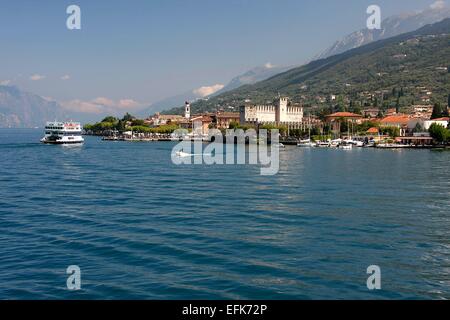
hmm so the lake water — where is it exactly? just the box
[0,129,449,299]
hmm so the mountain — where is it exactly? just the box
[141,63,291,116]
[137,90,200,117]
[168,18,450,115]
[315,5,450,60]
[0,86,101,128]
[213,64,292,95]
[0,86,67,128]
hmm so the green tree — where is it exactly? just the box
[382,126,400,138]
[395,98,400,114]
[260,124,287,136]
[431,103,444,119]
[228,121,240,129]
[131,119,146,126]
[336,95,346,112]
[131,125,152,133]
[116,120,126,132]
[122,113,135,122]
[153,124,179,134]
[356,121,379,133]
[428,123,449,144]
[101,116,118,123]
[443,108,450,117]
[94,121,114,131]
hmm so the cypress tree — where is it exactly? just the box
[431,103,443,119]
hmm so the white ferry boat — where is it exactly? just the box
[41,121,84,145]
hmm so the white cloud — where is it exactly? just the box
[193,84,224,97]
[61,75,71,80]
[92,97,116,107]
[430,0,446,9]
[264,62,275,69]
[61,99,105,114]
[61,97,144,114]
[30,74,46,81]
[118,99,140,108]
[0,80,11,86]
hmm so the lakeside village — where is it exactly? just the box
[84,94,450,149]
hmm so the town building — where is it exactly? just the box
[396,134,433,146]
[412,105,433,118]
[239,97,304,129]
[214,112,240,129]
[149,113,185,126]
[385,108,398,116]
[422,117,449,130]
[185,101,191,119]
[363,108,380,118]
[191,115,213,136]
[380,114,411,136]
[325,112,364,123]
[325,112,364,135]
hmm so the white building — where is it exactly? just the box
[185,101,191,119]
[422,117,449,130]
[240,97,303,129]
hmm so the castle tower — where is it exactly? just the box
[275,97,288,124]
[185,101,191,119]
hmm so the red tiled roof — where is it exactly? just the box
[192,115,213,122]
[380,115,410,124]
[432,117,450,121]
[216,112,240,118]
[325,112,363,118]
[366,127,379,133]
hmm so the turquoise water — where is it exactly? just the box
[0,129,449,299]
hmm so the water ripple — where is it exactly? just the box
[1,129,450,299]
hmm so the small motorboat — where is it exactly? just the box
[315,141,330,148]
[297,139,315,147]
[176,151,192,157]
[346,139,364,147]
[339,142,353,150]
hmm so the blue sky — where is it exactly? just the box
[0,0,443,114]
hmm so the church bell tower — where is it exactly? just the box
[185,101,191,119]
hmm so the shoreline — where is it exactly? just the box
[97,135,449,149]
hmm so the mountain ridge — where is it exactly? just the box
[315,5,450,60]
[0,85,67,128]
[170,17,450,115]
[138,64,292,117]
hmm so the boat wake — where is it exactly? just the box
[175,151,212,157]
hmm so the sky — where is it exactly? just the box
[0,0,445,114]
